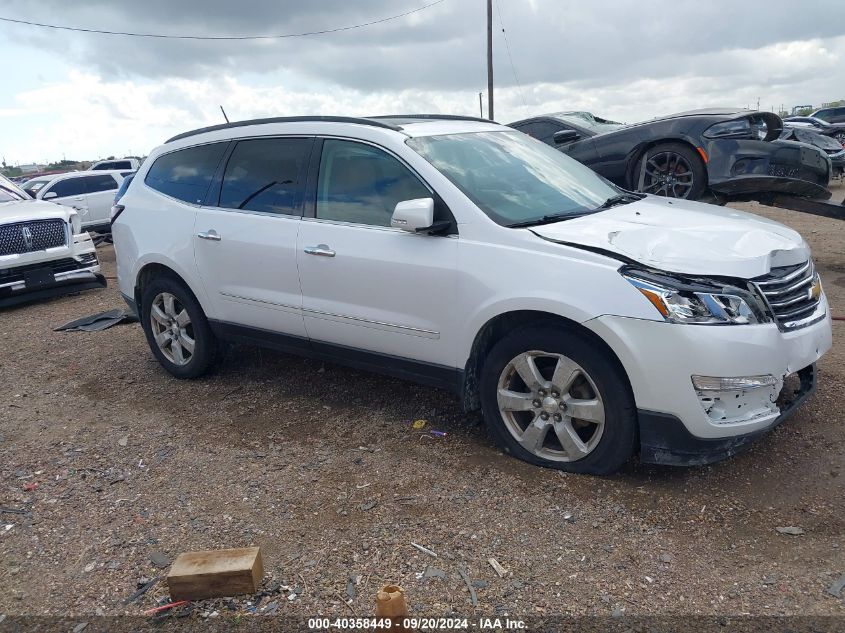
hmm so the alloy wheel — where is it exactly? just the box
[150,292,195,366]
[640,151,695,198]
[496,350,605,462]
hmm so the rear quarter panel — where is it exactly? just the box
[112,183,212,314]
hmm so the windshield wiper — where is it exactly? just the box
[595,192,643,210]
[507,209,597,228]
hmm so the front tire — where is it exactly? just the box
[140,276,218,379]
[633,142,707,200]
[480,326,637,475]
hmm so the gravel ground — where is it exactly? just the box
[1,185,844,624]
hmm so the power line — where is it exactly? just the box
[0,1,446,40]
[494,0,526,106]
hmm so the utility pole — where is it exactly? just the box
[479,92,484,118]
[486,0,494,120]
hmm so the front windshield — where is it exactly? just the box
[407,131,620,226]
[23,179,50,196]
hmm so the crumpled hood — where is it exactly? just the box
[531,195,809,278]
[0,199,73,224]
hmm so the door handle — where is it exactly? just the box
[303,244,336,257]
[197,230,222,241]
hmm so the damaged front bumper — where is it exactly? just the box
[638,365,815,466]
[584,301,832,466]
[706,137,832,200]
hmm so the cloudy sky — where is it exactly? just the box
[1,0,844,164]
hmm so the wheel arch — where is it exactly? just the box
[460,309,633,412]
[625,137,708,191]
[134,260,208,317]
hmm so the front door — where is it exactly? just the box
[297,138,459,371]
[193,136,313,339]
[42,176,89,222]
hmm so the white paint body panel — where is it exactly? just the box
[193,207,307,338]
[113,118,834,443]
[297,219,459,364]
[532,195,810,277]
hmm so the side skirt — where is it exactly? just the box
[208,320,463,394]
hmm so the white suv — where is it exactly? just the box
[23,170,131,233]
[113,115,832,474]
[0,174,104,307]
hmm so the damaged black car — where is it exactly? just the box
[509,109,832,201]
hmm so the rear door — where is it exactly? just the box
[193,136,312,339]
[81,174,120,227]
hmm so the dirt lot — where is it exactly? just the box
[1,186,844,624]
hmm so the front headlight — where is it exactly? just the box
[623,273,766,325]
[703,118,754,140]
[69,211,82,234]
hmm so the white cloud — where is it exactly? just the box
[1,1,844,163]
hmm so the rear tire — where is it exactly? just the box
[633,142,707,200]
[480,326,637,475]
[140,276,218,379]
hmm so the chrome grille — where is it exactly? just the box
[0,220,67,256]
[754,260,822,330]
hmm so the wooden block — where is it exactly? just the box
[166,546,263,601]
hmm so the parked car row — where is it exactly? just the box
[107,114,832,474]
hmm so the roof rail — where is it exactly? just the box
[165,116,401,143]
[373,114,496,124]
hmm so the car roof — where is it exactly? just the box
[37,170,127,182]
[164,114,504,144]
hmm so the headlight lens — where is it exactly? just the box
[703,118,753,140]
[69,211,82,234]
[624,275,762,325]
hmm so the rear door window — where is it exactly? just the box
[45,177,86,198]
[218,137,311,215]
[83,174,119,193]
[145,142,228,204]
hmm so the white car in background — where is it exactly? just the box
[0,174,104,308]
[22,170,131,233]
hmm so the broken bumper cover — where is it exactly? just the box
[705,138,832,199]
[0,257,106,308]
[638,364,816,466]
[584,305,832,466]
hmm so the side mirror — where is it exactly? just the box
[43,191,58,200]
[553,129,580,144]
[391,198,435,232]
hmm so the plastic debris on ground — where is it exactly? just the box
[55,308,137,332]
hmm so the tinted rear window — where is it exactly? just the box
[145,143,228,204]
[218,138,311,214]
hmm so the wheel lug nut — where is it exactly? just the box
[551,391,559,398]
[532,400,541,408]
[553,414,562,422]
[538,389,546,397]
[540,413,549,421]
